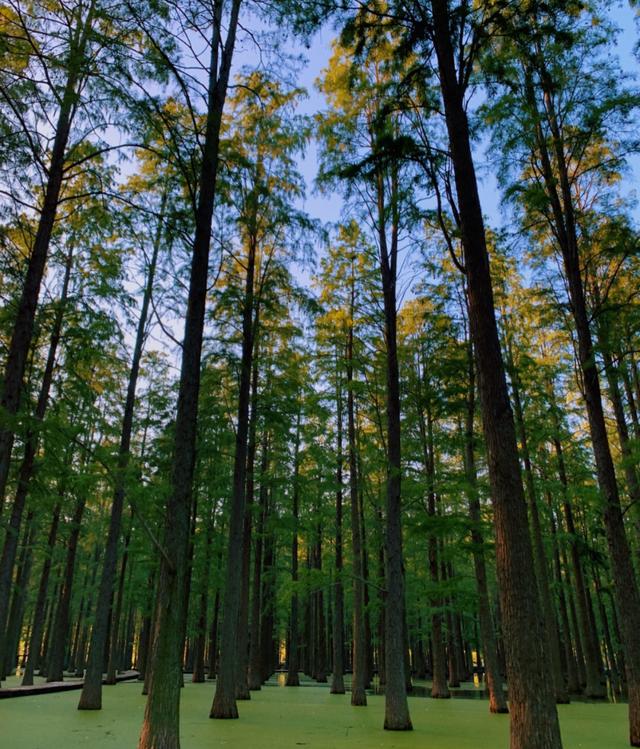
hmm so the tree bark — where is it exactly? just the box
[137,2,241,744]
[430,3,562,746]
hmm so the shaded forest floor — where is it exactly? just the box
[0,676,628,748]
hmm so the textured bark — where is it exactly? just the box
[430,3,562,746]
[138,3,241,743]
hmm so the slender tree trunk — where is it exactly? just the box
[106,515,133,684]
[552,430,606,698]
[47,493,87,682]
[430,4,562,745]
[462,343,507,713]
[22,500,62,685]
[285,413,302,688]
[80,194,164,709]
[544,489,580,694]
[331,366,345,695]
[507,342,568,703]
[248,434,269,690]
[375,157,411,729]
[138,2,241,743]
[422,398,449,700]
[192,504,215,684]
[235,354,260,700]
[347,282,367,707]
[210,214,258,718]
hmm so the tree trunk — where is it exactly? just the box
[80,190,163,709]
[210,215,258,718]
[376,162,411,730]
[331,365,345,695]
[248,434,269,690]
[347,282,367,707]
[462,342,507,712]
[138,2,241,743]
[507,342,568,703]
[285,413,302,688]
[430,3,562,745]
[47,493,87,682]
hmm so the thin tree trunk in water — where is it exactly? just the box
[430,3,562,745]
[74,547,101,677]
[331,364,345,695]
[507,342,568,704]
[462,342,507,713]
[0,242,74,681]
[531,66,640,743]
[206,583,221,680]
[545,489,580,694]
[192,504,215,683]
[47,493,87,682]
[3,511,36,676]
[285,413,302,688]
[374,153,411,730]
[248,434,269,690]
[235,354,260,700]
[347,279,367,707]
[80,194,164,710]
[211,226,257,717]
[0,4,96,518]
[552,430,606,698]
[105,516,133,684]
[22,501,62,685]
[260,520,276,682]
[421,393,449,700]
[138,1,241,742]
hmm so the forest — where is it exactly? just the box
[0,1,639,748]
